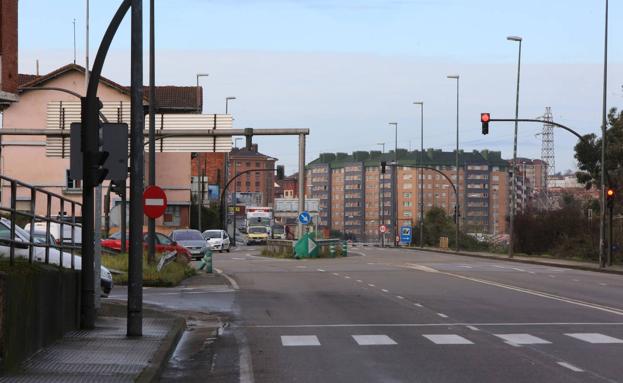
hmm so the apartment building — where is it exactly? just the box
[307,149,511,241]
[227,144,277,207]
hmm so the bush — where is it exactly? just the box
[102,253,196,287]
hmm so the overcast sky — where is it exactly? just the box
[17,0,623,174]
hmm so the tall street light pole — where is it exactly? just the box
[146,0,156,265]
[389,122,398,247]
[599,0,609,268]
[232,137,243,246]
[377,142,385,247]
[447,75,460,253]
[414,102,424,248]
[225,96,236,114]
[196,73,209,113]
[194,74,209,231]
[507,35,522,259]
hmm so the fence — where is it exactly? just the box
[0,175,82,267]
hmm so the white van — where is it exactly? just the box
[24,221,82,245]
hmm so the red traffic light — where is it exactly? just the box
[607,188,615,197]
[481,113,491,123]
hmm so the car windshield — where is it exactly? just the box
[109,232,127,240]
[172,231,204,241]
[31,233,49,244]
[272,226,284,234]
[248,227,266,234]
[203,231,222,239]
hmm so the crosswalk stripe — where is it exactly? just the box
[565,333,623,344]
[352,335,397,346]
[423,335,473,345]
[494,334,551,345]
[281,335,321,346]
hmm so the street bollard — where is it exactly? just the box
[198,249,213,273]
[342,241,348,257]
[329,243,336,258]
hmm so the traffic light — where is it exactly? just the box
[606,187,615,208]
[110,179,126,197]
[381,161,387,174]
[276,165,285,180]
[481,113,490,135]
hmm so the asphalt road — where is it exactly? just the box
[109,246,623,382]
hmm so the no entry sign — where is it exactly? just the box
[143,185,167,219]
[379,225,387,233]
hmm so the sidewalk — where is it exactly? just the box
[415,247,623,275]
[0,304,185,383]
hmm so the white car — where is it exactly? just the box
[202,229,231,252]
[24,221,82,245]
[0,219,113,297]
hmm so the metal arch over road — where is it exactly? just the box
[489,118,587,144]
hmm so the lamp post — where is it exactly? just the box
[196,73,209,113]
[389,122,398,247]
[447,75,460,253]
[507,35,522,259]
[377,142,385,247]
[225,96,236,114]
[232,137,243,246]
[413,101,424,248]
[599,1,609,268]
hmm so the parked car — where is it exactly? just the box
[24,221,82,245]
[30,230,56,246]
[202,229,231,252]
[246,226,269,245]
[0,219,113,297]
[271,225,286,240]
[101,231,192,260]
[170,229,211,260]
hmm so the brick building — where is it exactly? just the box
[0,0,18,110]
[228,144,277,207]
[274,173,298,199]
[306,149,511,241]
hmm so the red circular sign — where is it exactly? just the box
[379,225,387,233]
[143,186,167,219]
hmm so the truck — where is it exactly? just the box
[245,207,273,230]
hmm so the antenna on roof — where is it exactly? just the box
[72,18,77,64]
[36,59,39,76]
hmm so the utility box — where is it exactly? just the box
[439,236,449,249]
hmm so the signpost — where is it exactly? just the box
[298,211,311,225]
[379,225,387,233]
[400,226,412,246]
[143,185,167,219]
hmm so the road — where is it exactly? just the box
[110,246,623,382]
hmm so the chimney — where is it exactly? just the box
[0,0,18,93]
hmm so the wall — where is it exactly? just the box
[0,0,18,94]
[0,264,80,372]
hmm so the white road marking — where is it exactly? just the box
[423,334,473,345]
[356,280,363,283]
[557,362,584,372]
[214,268,240,290]
[495,334,551,345]
[344,276,351,279]
[396,296,405,300]
[599,283,608,286]
[368,284,376,287]
[242,322,623,329]
[458,265,473,269]
[511,267,525,272]
[572,279,580,282]
[352,335,397,346]
[333,273,340,276]
[414,303,423,308]
[281,335,321,347]
[466,326,479,331]
[232,257,245,260]
[492,265,507,269]
[565,333,623,344]
[381,289,389,293]
[437,313,449,318]
[549,275,557,278]
[317,269,325,272]
[367,262,376,265]
[296,266,307,269]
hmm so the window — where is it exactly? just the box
[163,206,181,227]
[403,201,412,207]
[403,192,412,198]
[65,169,82,190]
[284,190,294,198]
[255,162,260,168]
[246,162,251,167]
[246,181,251,186]
[255,181,260,187]
[404,211,412,217]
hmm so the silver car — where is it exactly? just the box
[202,229,231,252]
[170,229,211,260]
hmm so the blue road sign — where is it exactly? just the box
[298,211,312,225]
[400,225,412,245]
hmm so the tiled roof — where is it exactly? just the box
[18,63,201,113]
[230,146,278,161]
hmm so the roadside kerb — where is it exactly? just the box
[402,247,623,276]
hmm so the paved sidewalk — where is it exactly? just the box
[0,311,185,382]
[417,246,623,275]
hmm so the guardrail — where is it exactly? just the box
[0,174,82,267]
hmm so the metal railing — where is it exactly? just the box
[0,174,82,267]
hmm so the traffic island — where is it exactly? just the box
[102,253,197,287]
[262,237,347,259]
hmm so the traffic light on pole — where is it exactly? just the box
[481,113,490,135]
[606,187,615,208]
[276,165,285,180]
[381,161,387,174]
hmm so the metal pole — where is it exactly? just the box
[378,143,385,247]
[198,158,203,231]
[73,19,77,64]
[127,0,144,337]
[120,191,127,253]
[414,102,424,248]
[147,0,156,264]
[455,78,460,253]
[608,204,613,266]
[599,0,609,268]
[508,38,522,259]
[389,123,398,247]
[297,134,306,239]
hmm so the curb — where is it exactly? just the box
[404,247,623,276]
[135,316,186,383]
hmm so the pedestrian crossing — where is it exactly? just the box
[279,332,623,347]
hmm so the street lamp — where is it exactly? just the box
[507,35,522,259]
[196,73,209,113]
[225,96,236,114]
[377,142,385,247]
[232,137,244,246]
[599,1,609,267]
[413,101,424,248]
[446,75,460,253]
[389,122,398,247]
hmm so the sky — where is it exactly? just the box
[16,0,623,174]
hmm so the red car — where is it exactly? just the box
[102,231,192,259]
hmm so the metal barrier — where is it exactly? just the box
[0,174,82,267]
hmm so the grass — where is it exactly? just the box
[102,253,196,287]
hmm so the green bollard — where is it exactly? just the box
[329,244,336,258]
[198,249,213,273]
[342,241,348,257]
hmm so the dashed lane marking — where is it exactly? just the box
[317,269,326,272]
[381,289,389,293]
[437,313,449,319]
[281,335,321,347]
[557,362,584,372]
[414,303,423,308]
[423,334,473,345]
[494,334,551,345]
[396,296,405,300]
[352,335,397,346]
[466,326,480,331]
[368,284,376,287]
[356,280,363,283]
[565,333,623,344]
